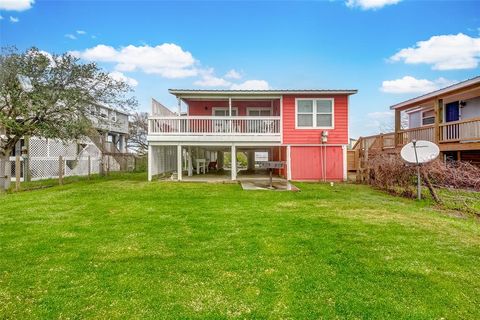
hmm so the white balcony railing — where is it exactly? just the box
[148,116,281,135]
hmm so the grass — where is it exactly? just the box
[1,173,479,319]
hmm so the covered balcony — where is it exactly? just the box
[147,92,282,143]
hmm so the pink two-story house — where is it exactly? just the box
[147,89,357,182]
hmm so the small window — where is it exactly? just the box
[422,110,435,126]
[296,99,334,128]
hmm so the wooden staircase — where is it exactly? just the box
[87,128,131,171]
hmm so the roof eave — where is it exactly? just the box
[168,89,358,97]
[389,76,480,111]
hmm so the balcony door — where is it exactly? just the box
[247,108,272,117]
[212,108,237,116]
[247,108,273,133]
[445,101,460,141]
[445,102,460,122]
[212,108,237,133]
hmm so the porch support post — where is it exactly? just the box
[177,97,181,115]
[286,145,292,181]
[177,144,182,181]
[188,146,193,176]
[434,99,442,144]
[342,145,347,182]
[394,109,401,146]
[229,97,233,133]
[148,144,152,181]
[231,145,237,181]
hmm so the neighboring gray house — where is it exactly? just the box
[4,104,130,183]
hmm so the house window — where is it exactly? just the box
[212,108,237,116]
[422,109,435,126]
[296,99,334,128]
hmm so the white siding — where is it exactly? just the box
[408,110,422,129]
[461,97,480,120]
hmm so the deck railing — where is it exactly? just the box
[353,117,480,154]
[440,117,480,142]
[396,125,435,145]
[148,116,281,135]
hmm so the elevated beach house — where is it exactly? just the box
[147,89,357,181]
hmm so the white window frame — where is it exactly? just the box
[246,107,273,116]
[212,107,238,116]
[295,98,334,129]
[421,108,435,126]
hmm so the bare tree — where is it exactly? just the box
[127,112,148,155]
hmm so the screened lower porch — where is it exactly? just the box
[148,144,287,182]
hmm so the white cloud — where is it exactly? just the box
[65,34,77,40]
[0,15,3,20]
[76,30,86,35]
[0,0,34,11]
[109,71,138,87]
[231,80,270,90]
[381,76,456,94]
[9,16,19,23]
[224,69,242,79]
[346,0,401,10]
[71,43,197,79]
[193,68,232,87]
[390,33,480,70]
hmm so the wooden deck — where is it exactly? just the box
[348,117,480,180]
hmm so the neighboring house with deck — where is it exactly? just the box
[352,76,480,168]
[147,88,357,182]
[2,104,130,183]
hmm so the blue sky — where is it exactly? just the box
[1,0,480,138]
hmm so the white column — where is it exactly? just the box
[342,145,347,182]
[188,146,193,176]
[231,145,237,180]
[177,97,181,115]
[148,144,153,181]
[286,145,292,181]
[177,144,182,181]
[279,96,283,144]
[228,97,233,133]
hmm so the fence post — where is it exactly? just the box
[58,155,63,185]
[15,155,21,191]
[87,155,91,179]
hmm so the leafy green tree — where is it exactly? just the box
[0,47,137,189]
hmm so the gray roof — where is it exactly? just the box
[169,89,358,96]
[390,76,480,110]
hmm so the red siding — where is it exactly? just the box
[282,94,349,145]
[291,146,343,181]
[186,99,280,116]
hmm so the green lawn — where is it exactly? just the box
[1,173,479,319]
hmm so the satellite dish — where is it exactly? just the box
[400,140,440,164]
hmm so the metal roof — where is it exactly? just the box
[169,89,358,96]
[390,76,480,110]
